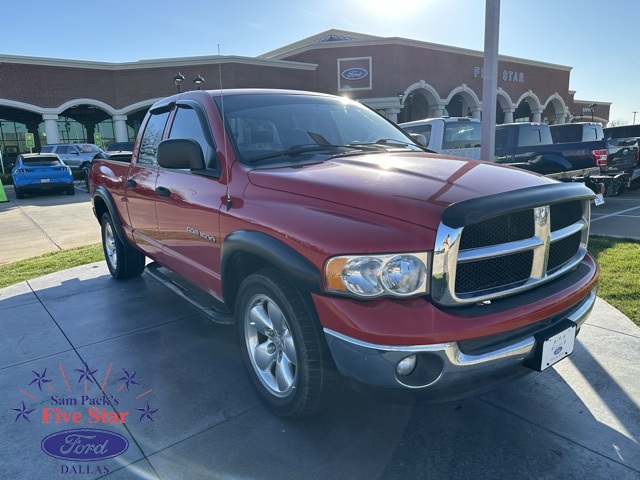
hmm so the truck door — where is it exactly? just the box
[126,106,171,258]
[494,127,512,164]
[154,100,224,296]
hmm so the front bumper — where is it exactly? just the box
[324,288,596,403]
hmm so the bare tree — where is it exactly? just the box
[607,118,629,127]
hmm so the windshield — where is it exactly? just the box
[77,144,102,153]
[214,93,422,165]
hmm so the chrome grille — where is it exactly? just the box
[432,195,591,306]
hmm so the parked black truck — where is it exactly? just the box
[603,124,640,190]
[495,122,636,196]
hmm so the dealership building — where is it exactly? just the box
[0,29,610,160]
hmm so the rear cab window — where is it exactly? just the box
[23,157,61,167]
[442,123,481,150]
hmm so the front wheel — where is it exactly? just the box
[236,269,344,418]
[15,187,24,199]
[101,213,146,279]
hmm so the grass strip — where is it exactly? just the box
[588,236,640,326]
[0,243,103,289]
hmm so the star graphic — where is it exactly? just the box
[12,401,35,422]
[29,368,52,391]
[74,363,98,383]
[118,368,140,391]
[136,402,159,422]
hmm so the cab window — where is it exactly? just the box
[168,106,212,167]
[138,111,170,166]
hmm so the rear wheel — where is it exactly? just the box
[101,212,146,279]
[236,269,344,418]
[67,186,75,196]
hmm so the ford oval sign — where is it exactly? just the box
[41,428,129,461]
[341,68,368,81]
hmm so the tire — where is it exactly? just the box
[83,168,90,191]
[236,269,344,418]
[100,212,146,279]
[15,187,24,199]
[629,177,640,191]
[67,186,75,196]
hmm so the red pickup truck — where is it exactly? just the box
[89,89,599,418]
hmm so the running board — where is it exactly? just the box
[145,262,234,324]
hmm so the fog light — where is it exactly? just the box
[396,355,417,376]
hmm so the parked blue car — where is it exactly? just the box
[11,153,75,199]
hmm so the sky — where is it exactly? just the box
[2,0,638,123]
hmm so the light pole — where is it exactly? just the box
[193,74,205,90]
[173,72,185,93]
[633,111,637,124]
[588,103,597,122]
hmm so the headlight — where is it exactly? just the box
[326,252,430,298]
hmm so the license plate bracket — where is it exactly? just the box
[524,320,576,372]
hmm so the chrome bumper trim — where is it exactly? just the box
[324,288,596,391]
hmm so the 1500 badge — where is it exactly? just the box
[186,227,216,243]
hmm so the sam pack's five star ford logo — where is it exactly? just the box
[11,361,159,476]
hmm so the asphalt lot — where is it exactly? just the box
[590,188,640,238]
[0,182,639,479]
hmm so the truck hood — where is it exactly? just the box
[247,153,556,228]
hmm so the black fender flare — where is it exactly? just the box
[220,230,322,308]
[526,153,572,174]
[92,185,128,245]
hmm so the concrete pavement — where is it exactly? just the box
[0,183,639,479]
[0,184,100,265]
[1,262,638,479]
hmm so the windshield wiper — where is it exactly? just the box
[353,138,436,154]
[248,144,382,164]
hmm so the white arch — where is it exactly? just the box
[445,84,481,108]
[515,90,543,112]
[0,97,159,119]
[55,98,118,116]
[496,88,514,110]
[402,80,443,106]
[543,93,568,116]
[0,99,46,115]
[119,98,162,115]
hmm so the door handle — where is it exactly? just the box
[126,179,137,188]
[155,186,171,198]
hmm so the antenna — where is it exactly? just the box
[219,44,232,211]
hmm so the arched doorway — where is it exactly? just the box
[514,99,533,122]
[59,104,111,146]
[0,107,44,168]
[445,94,466,117]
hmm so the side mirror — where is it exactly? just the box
[410,133,427,147]
[157,138,206,170]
